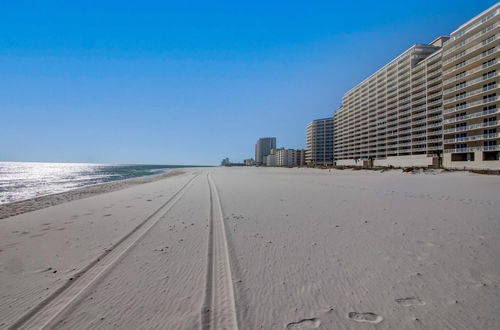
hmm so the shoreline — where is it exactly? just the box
[0,169,186,220]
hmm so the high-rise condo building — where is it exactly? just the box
[334,41,445,167]
[442,5,500,169]
[255,137,277,165]
[333,3,499,170]
[306,118,334,166]
[275,148,306,167]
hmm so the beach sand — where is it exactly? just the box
[0,167,499,329]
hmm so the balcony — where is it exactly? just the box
[443,68,497,95]
[443,61,497,86]
[444,145,500,153]
[443,86,499,105]
[443,107,499,124]
[444,133,500,144]
[443,20,499,57]
[443,96,498,115]
[443,34,499,67]
[443,9,498,47]
[443,120,499,134]
[443,47,499,77]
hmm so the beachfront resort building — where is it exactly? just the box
[442,5,500,169]
[306,118,334,166]
[275,148,306,167]
[255,137,277,165]
[263,149,277,167]
[332,3,500,170]
[244,158,255,166]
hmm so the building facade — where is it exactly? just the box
[275,148,306,167]
[442,5,500,169]
[306,118,334,166]
[255,137,277,165]
[263,149,277,167]
[244,158,255,166]
[333,3,500,170]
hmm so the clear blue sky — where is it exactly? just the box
[0,1,495,165]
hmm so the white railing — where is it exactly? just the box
[444,145,500,153]
[443,47,499,76]
[443,20,499,57]
[443,97,498,114]
[443,120,499,133]
[443,69,497,94]
[427,107,443,114]
[443,108,499,124]
[443,62,497,86]
[427,99,443,107]
[443,85,499,105]
[427,122,443,128]
[444,133,500,144]
[443,8,499,46]
[443,35,498,66]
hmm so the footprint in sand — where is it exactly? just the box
[286,318,321,329]
[395,297,425,306]
[348,312,383,324]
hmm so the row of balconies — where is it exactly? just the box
[443,96,498,114]
[443,8,498,48]
[443,47,498,77]
[444,68,497,95]
[443,34,498,67]
[443,132,499,144]
[444,144,500,153]
[443,106,499,124]
[443,83,498,106]
[443,20,499,57]
[443,58,497,86]
[443,120,499,133]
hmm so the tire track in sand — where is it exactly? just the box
[11,173,200,330]
[201,173,239,330]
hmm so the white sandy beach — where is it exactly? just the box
[1,167,499,329]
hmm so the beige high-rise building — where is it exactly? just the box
[334,42,445,167]
[442,4,500,169]
[333,3,500,170]
[306,118,334,166]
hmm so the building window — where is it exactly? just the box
[456,91,467,100]
[483,70,496,79]
[482,35,496,45]
[482,47,495,57]
[456,102,467,110]
[483,93,496,103]
[484,128,497,135]
[483,58,496,68]
[483,81,497,91]
[455,61,466,69]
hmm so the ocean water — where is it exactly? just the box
[0,162,189,204]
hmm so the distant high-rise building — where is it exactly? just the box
[275,148,306,167]
[244,158,255,166]
[255,137,277,165]
[306,118,334,166]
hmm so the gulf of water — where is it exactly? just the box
[0,162,191,204]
